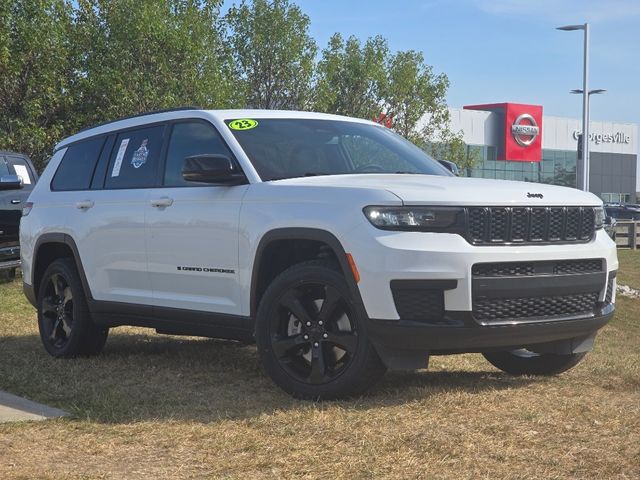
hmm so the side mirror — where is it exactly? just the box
[437,159,460,176]
[0,175,23,190]
[182,154,245,185]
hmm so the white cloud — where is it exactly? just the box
[472,0,640,23]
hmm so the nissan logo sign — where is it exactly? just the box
[511,113,540,147]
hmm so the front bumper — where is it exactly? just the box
[342,227,618,367]
[368,303,614,356]
[345,228,618,319]
[0,244,20,271]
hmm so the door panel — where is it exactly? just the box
[0,156,15,244]
[146,185,247,314]
[75,188,152,304]
[0,156,35,247]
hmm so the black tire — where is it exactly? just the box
[37,258,108,358]
[483,349,587,376]
[255,260,386,400]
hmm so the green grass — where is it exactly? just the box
[0,269,638,479]
[617,249,640,289]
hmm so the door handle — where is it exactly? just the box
[150,197,174,208]
[75,200,94,210]
[10,199,21,205]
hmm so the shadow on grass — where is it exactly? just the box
[0,330,536,424]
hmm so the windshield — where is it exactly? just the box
[225,118,450,181]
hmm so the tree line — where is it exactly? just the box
[0,0,474,172]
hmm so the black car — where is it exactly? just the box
[604,203,640,221]
[0,152,38,279]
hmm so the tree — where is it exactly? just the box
[382,50,449,142]
[313,34,471,170]
[421,131,481,175]
[72,0,236,127]
[224,0,316,109]
[0,0,74,171]
[313,34,388,120]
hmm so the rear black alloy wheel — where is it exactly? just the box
[483,348,587,376]
[256,260,386,399]
[37,258,108,358]
[41,273,75,351]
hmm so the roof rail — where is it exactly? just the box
[75,106,202,134]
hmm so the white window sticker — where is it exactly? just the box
[111,138,130,177]
[13,164,31,185]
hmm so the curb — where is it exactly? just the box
[0,390,68,423]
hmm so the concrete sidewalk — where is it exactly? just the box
[0,390,67,423]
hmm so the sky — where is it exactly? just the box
[223,0,640,126]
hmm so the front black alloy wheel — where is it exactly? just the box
[271,282,358,385]
[256,260,386,399]
[37,258,108,358]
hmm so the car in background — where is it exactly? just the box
[0,152,38,279]
[604,203,640,221]
[603,207,617,241]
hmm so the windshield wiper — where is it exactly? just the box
[267,172,329,181]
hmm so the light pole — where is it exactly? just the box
[570,88,605,191]
[557,23,590,191]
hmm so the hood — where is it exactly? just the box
[271,174,602,207]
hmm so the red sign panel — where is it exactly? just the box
[464,103,543,162]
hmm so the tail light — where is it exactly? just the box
[22,202,33,216]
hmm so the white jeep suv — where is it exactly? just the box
[20,108,618,399]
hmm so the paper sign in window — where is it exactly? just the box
[13,164,31,185]
[111,138,130,177]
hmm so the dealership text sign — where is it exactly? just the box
[572,130,630,145]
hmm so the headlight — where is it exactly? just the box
[363,206,465,232]
[594,206,605,229]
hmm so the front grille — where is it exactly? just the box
[472,263,535,277]
[472,259,603,277]
[553,259,603,275]
[466,206,596,245]
[473,293,599,322]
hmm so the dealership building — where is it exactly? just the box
[443,103,639,203]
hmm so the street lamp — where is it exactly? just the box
[571,90,605,179]
[557,23,590,191]
[571,89,606,95]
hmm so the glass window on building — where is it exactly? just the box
[602,193,631,204]
[465,146,578,188]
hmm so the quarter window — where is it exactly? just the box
[52,137,105,191]
[164,122,234,187]
[105,125,165,189]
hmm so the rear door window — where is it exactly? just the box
[105,125,165,189]
[51,137,105,191]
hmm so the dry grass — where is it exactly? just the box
[0,269,639,479]
[617,249,640,289]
